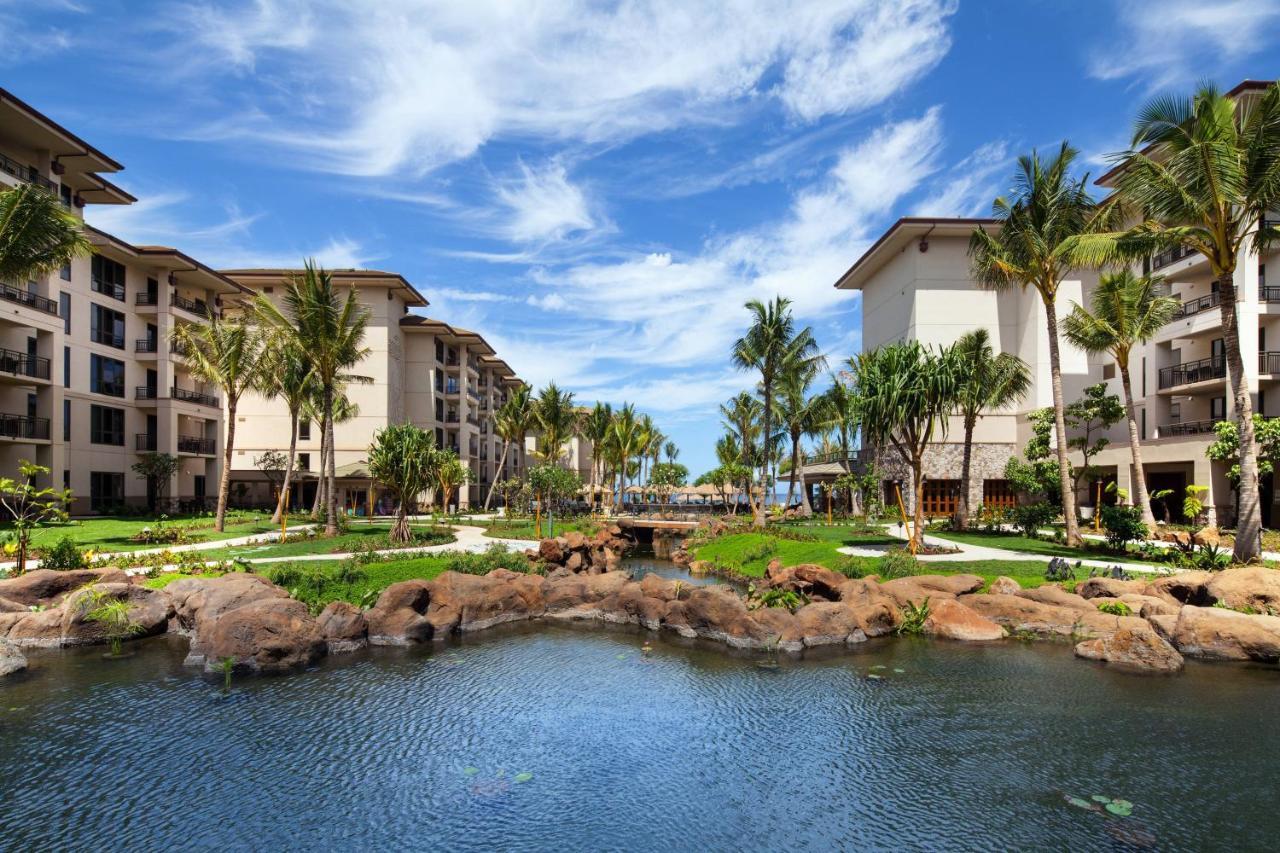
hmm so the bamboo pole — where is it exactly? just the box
[894,483,915,555]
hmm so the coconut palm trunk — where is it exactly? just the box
[272,411,299,524]
[956,414,977,531]
[215,401,238,531]
[1117,361,1156,530]
[324,391,339,534]
[310,427,327,519]
[484,439,509,511]
[1219,274,1260,551]
[1044,299,1082,545]
[910,450,926,550]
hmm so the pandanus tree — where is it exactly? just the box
[950,329,1031,530]
[255,262,370,535]
[1070,82,1280,560]
[851,341,960,552]
[731,296,819,527]
[368,423,436,543]
[484,383,535,511]
[172,316,268,531]
[0,183,91,283]
[1064,271,1179,531]
[969,143,1118,547]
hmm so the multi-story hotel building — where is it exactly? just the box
[824,80,1280,527]
[0,88,240,514]
[223,270,526,511]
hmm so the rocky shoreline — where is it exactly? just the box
[2,543,1280,677]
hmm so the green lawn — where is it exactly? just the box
[188,523,455,562]
[469,518,600,540]
[11,512,283,555]
[927,528,1168,565]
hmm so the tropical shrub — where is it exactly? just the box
[445,543,534,576]
[1193,543,1231,572]
[40,535,86,570]
[897,598,930,635]
[878,548,921,580]
[1100,504,1147,550]
[1012,502,1057,538]
[1096,600,1132,617]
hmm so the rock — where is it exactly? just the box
[793,601,865,646]
[1159,530,1192,548]
[604,549,622,571]
[1143,571,1214,607]
[538,538,565,564]
[688,560,712,575]
[0,569,110,607]
[563,531,587,550]
[194,597,326,673]
[879,577,954,608]
[3,608,63,647]
[959,593,1147,640]
[0,637,25,677]
[59,583,172,646]
[639,573,679,602]
[1203,567,1280,614]
[1016,585,1095,612]
[1167,605,1280,662]
[988,576,1021,596]
[762,563,848,601]
[1116,594,1180,618]
[913,574,986,596]
[1076,577,1147,600]
[1192,527,1221,548]
[544,571,630,613]
[365,580,434,645]
[564,551,585,573]
[0,596,28,613]
[923,599,1006,641]
[1075,624,1184,673]
[427,570,545,633]
[317,601,367,652]
[166,573,290,636]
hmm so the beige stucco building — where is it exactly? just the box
[0,88,239,514]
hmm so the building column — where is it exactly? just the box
[1194,456,1218,527]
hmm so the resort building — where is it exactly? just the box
[0,88,240,514]
[223,271,526,511]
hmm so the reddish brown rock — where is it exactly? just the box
[165,573,290,636]
[564,551,585,573]
[538,538,565,564]
[1075,577,1147,600]
[793,601,865,646]
[1075,624,1184,673]
[427,570,546,633]
[563,530,587,550]
[59,582,172,646]
[3,608,63,647]
[195,597,326,673]
[544,571,630,613]
[958,593,1147,640]
[0,637,25,678]
[1203,566,1280,614]
[923,599,1005,641]
[1167,605,1280,662]
[987,576,1021,596]
[879,578,953,608]
[1143,571,1214,607]
[1016,585,1095,612]
[365,580,434,645]
[913,574,986,596]
[317,601,368,652]
[639,573,679,602]
[763,563,848,602]
[0,569,110,607]
[0,596,28,613]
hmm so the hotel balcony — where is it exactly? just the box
[0,281,59,318]
[172,385,219,407]
[177,435,215,455]
[0,348,50,383]
[0,413,50,442]
[1159,420,1218,438]
[1158,352,1280,391]
[171,293,211,319]
[1151,244,1199,271]
[0,152,67,206]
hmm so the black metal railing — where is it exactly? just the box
[0,152,59,194]
[136,385,159,400]
[170,340,189,357]
[802,449,862,466]
[0,281,59,315]
[170,293,210,317]
[466,413,478,425]
[445,413,459,423]
[91,277,125,302]
[0,413,50,440]
[1158,355,1226,390]
[135,338,158,353]
[90,328,125,348]
[172,385,219,407]
[1152,244,1198,270]
[1264,287,1280,303]
[136,292,159,306]
[135,433,157,451]
[178,435,215,454]
[1261,351,1280,375]
[1171,291,1220,320]
[0,348,50,380]
[1163,420,1216,437]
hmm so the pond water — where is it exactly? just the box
[2,563,1279,851]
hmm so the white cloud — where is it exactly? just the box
[159,0,958,177]
[1088,0,1280,88]
[526,292,570,312]
[496,160,598,243]
[910,140,1009,217]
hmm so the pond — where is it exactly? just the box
[2,563,1278,851]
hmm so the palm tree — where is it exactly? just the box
[532,382,577,466]
[172,317,268,532]
[1071,82,1280,559]
[576,402,612,509]
[254,262,370,535]
[484,383,535,510]
[608,403,642,510]
[950,329,1032,530]
[732,296,819,526]
[969,143,1117,547]
[255,330,315,523]
[821,378,859,470]
[305,388,360,520]
[664,441,679,464]
[720,391,763,505]
[434,449,470,513]
[851,341,960,552]
[0,183,91,283]
[368,423,437,543]
[777,354,827,515]
[1064,271,1178,530]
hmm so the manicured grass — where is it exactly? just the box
[927,528,1166,565]
[470,518,600,540]
[192,523,454,561]
[10,512,282,554]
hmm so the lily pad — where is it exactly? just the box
[866,673,882,680]
[871,665,887,670]
[463,767,480,777]
[514,772,533,784]
[893,668,905,674]
[1065,796,1096,810]
[1105,801,1133,818]
[1091,795,1112,804]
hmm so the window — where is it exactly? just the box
[60,293,70,333]
[63,346,70,388]
[89,405,125,445]
[89,472,124,512]
[1211,397,1227,422]
[298,419,311,441]
[60,262,70,282]
[90,254,126,301]
[63,470,69,489]
[90,304,125,348]
[921,480,961,517]
[982,480,1017,511]
[1102,363,1116,380]
[435,340,444,362]
[435,399,444,421]
[89,354,125,397]
[27,393,36,419]
[298,453,310,471]
[1141,408,1147,441]
[63,399,70,441]
[60,184,72,208]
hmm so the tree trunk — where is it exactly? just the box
[755,380,771,528]
[310,424,327,520]
[911,452,926,552]
[797,463,812,517]
[215,399,237,532]
[786,429,800,509]
[1044,296,1082,546]
[954,416,976,531]
[484,440,509,511]
[1119,363,1156,532]
[272,408,299,524]
[1219,274,1262,560]
[390,502,410,543]
[323,384,339,536]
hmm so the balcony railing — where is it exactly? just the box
[91,277,125,302]
[0,152,59,195]
[1264,287,1280,303]
[171,293,210,318]
[1163,420,1217,437]
[172,385,219,407]
[178,435,215,455]
[1158,355,1226,390]
[444,383,461,395]
[1171,291,1220,320]
[0,281,59,316]
[466,386,479,400]
[445,413,459,423]
[135,339,158,354]
[0,413,50,441]
[90,328,125,349]
[1261,351,1280,375]
[801,449,863,466]
[136,292,159,307]
[0,348,50,381]
[1152,244,1198,270]
[136,385,159,400]
[466,413,479,426]
[135,433,157,451]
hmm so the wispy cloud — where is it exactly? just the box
[910,140,1009,217]
[495,160,600,243]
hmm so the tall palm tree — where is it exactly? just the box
[664,440,679,464]
[969,143,1117,546]
[608,403,642,510]
[1071,82,1280,559]
[777,354,827,515]
[484,383,535,510]
[719,392,762,510]
[254,262,370,535]
[172,317,268,532]
[579,402,613,507]
[821,378,859,471]
[732,296,819,527]
[950,329,1032,530]
[532,382,577,466]
[256,332,316,523]
[1064,271,1178,530]
[0,183,91,283]
[305,388,360,520]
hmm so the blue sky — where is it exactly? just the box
[5,0,1280,475]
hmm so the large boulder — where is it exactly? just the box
[1203,567,1280,614]
[3,608,63,647]
[317,601,368,653]
[1076,577,1148,600]
[365,580,434,645]
[1016,585,1095,612]
[793,601,866,646]
[0,637,26,677]
[1075,624,1184,673]
[1142,571,1214,607]
[0,596,28,613]
[165,573,290,636]
[879,578,953,608]
[563,531,587,550]
[959,593,1147,640]
[987,576,1021,596]
[0,569,111,607]
[193,597,326,673]
[913,574,986,596]
[58,582,172,646]
[763,563,848,601]
[923,599,1006,641]
[544,571,630,613]
[1167,605,1280,662]
[538,538,565,564]
[426,570,545,634]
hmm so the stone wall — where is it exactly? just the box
[857,443,1015,514]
